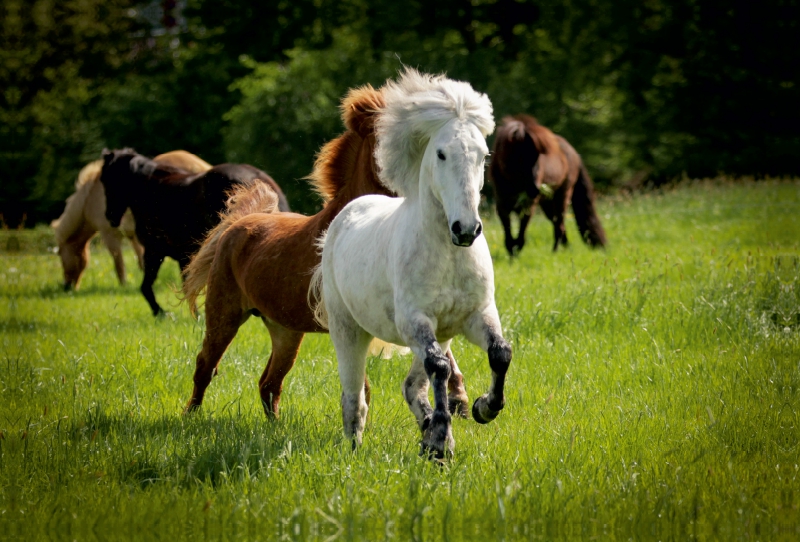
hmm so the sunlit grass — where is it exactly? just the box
[1,180,798,540]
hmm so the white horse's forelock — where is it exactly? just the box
[375,68,495,196]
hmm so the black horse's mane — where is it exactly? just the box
[103,148,189,178]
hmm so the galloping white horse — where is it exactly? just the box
[311,69,512,459]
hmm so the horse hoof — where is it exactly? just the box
[183,402,200,415]
[472,394,503,424]
[419,441,450,463]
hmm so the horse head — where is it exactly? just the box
[428,119,490,247]
[375,69,494,248]
[100,148,139,228]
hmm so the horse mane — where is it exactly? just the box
[307,84,386,203]
[52,160,103,244]
[375,68,495,197]
[502,115,561,155]
[154,151,213,174]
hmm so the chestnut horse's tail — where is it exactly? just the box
[571,164,607,247]
[183,183,280,316]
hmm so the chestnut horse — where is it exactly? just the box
[51,151,211,290]
[182,85,470,418]
[100,149,289,316]
[490,115,607,254]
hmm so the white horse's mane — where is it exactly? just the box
[375,68,495,196]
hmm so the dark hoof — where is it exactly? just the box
[472,394,504,424]
[63,282,74,292]
[419,442,450,464]
[183,402,200,415]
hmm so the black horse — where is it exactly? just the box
[100,148,290,316]
[489,115,606,255]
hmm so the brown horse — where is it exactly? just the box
[52,151,211,290]
[490,115,607,254]
[182,85,470,418]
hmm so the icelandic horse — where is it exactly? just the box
[489,115,607,255]
[100,149,289,316]
[310,69,512,460]
[182,84,470,419]
[51,151,212,290]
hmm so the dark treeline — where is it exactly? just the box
[3,0,798,223]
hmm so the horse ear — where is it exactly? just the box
[102,149,114,163]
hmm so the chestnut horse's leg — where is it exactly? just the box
[140,251,165,316]
[258,319,305,418]
[100,228,126,286]
[463,307,512,425]
[445,349,469,418]
[184,288,247,413]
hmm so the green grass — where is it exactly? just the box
[1,180,798,540]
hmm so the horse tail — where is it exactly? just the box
[183,182,280,316]
[571,164,607,247]
[307,231,329,329]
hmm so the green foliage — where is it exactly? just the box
[1,181,798,537]
[5,0,799,223]
[223,31,398,212]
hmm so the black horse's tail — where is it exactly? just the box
[571,164,607,247]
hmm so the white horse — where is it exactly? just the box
[311,69,512,459]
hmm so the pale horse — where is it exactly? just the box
[311,69,513,459]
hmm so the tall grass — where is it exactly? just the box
[1,181,798,540]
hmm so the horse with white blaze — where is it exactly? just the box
[310,69,512,459]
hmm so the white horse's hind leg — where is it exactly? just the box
[329,310,373,449]
[402,355,432,430]
[463,308,513,424]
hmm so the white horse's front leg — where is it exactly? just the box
[329,309,373,449]
[398,314,454,460]
[463,306,513,424]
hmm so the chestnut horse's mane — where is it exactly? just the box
[500,114,561,156]
[307,84,386,203]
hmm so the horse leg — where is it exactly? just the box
[329,309,373,449]
[539,198,567,251]
[463,307,512,425]
[130,235,145,271]
[515,210,533,253]
[100,228,126,286]
[258,320,305,418]
[140,251,165,316]
[497,206,516,256]
[444,347,469,418]
[399,314,453,459]
[184,287,247,413]
[403,353,433,430]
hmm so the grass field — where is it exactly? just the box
[1,181,798,540]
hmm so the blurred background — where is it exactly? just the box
[3,0,798,223]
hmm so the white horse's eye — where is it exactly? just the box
[437,150,446,161]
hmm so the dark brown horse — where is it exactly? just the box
[100,149,290,316]
[181,85,470,418]
[490,115,606,254]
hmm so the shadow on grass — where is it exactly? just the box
[83,404,338,490]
